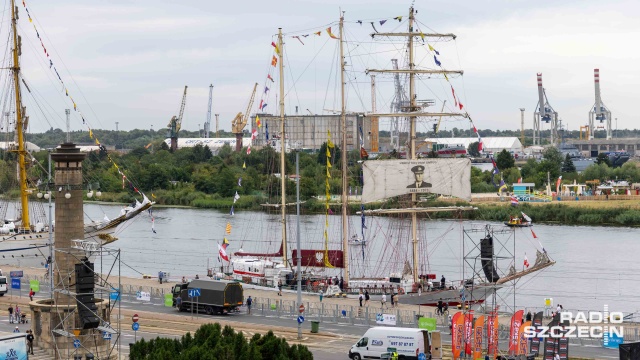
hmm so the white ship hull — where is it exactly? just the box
[0,197,153,267]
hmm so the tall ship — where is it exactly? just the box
[353,7,553,306]
[0,0,153,267]
[216,8,554,308]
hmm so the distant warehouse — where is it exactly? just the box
[422,137,523,155]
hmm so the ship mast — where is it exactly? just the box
[11,0,30,231]
[339,14,349,284]
[366,7,464,284]
[408,8,418,285]
[278,28,288,266]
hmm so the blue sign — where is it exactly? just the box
[10,278,20,290]
[297,316,305,324]
[9,271,23,278]
[132,322,140,331]
[603,332,623,349]
[188,288,201,298]
[110,291,120,301]
[73,339,81,349]
[102,332,112,340]
[418,353,427,360]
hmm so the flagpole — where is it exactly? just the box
[278,28,288,266]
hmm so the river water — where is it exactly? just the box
[76,203,638,315]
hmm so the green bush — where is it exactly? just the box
[129,323,313,360]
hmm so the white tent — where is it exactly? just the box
[164,138,252,154]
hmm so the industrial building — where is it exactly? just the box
[568,138,640,157]
[423,137,524,154]
[249,113,372,152]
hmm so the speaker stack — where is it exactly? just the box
[74,259,100,329]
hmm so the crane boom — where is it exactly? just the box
[168,85,188,151]
[232,83,258,151]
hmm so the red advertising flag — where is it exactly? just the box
[487,313,499,356]
[518,320,532,355]
[509,310,525,355]
[464,311,474,355]
[472,315,485,359]
[451,312,464,359]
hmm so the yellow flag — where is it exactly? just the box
[428,44,436,52]
[89,129,93,139]
[420,32,425,41]
[243,161,246,169]
[324,251,334,268]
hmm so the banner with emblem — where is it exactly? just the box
[362,159,471,203]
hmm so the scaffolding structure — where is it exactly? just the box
[47,240,122,360]
[462,224,517,357]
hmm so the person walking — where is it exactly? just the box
[246,296,253,315]
[8,304,13,324]
[364,290,370,307]
[158,271,163,284]
[26,330,34,355]
[14,305,20,323]
[381,293,387,309]
[359,292,364,307]
[277,281,282,296]
[390,292,395,308]
[29,288,35,301]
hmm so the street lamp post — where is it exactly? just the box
[295,150,302,340]
[47,152,53,299]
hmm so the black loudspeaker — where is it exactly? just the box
[75,259,99,329]
[619,341,640,360]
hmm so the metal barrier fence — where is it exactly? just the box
[16,273,640,343]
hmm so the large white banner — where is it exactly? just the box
[362,159,471,203]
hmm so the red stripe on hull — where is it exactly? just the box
[233,270,265,277]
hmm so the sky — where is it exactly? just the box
[6,0,640,136]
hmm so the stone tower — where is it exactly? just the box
[30,143,112,359]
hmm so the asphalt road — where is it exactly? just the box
[5,288,622,359]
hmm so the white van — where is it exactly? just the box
[348,327,431,360]
[0,269,6,296]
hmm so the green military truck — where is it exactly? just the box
[172,279,244,315]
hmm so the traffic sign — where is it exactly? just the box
[9,271,23,278]
[132,314,139,323]
[418,353,427,360]
[188,288,201,298]
[132,322,140,331]
[73,339,81,349]
[299,304,305,313]
[10,278,20,290]
[102,332,112,340]
[297,315,305,324]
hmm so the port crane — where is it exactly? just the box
[167,85,187,151]
[231,83,258,152]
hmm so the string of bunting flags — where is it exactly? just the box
[20,0,145,195]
